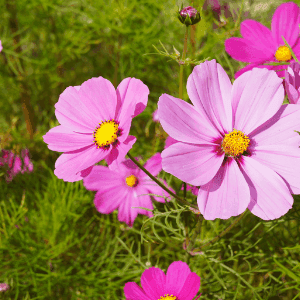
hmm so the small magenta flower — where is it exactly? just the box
[0,149,33,182]
[225,2,300,78]
[158,59,300,220]
[285,61,300,104]
[124,261,201,300]
[178,6,201,26]
[43,77,149,182]
[0,283,9,292]
[83,153,173,227]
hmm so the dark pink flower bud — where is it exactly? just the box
[178,6,201,26]
[285,62,300,104]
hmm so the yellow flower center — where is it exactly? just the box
[125,175,139,187]
[275,46,292,62]
[221,129,250,157]
[158,295,177,300]
[93,120,120,149]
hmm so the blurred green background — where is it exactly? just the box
[1,0,300,299]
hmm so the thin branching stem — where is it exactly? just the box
[194,211,247,251]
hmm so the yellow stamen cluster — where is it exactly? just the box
[158,295,177,300]
[125,175,139,187]
[222,129,250,157]
[93,120,119,149]
[275,46,292,62]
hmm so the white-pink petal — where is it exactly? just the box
[240,156,293,220]
[187,59,233,134]
[232,68,284,135]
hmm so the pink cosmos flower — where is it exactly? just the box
[158,59,300,220]
[124,261,201,300]
[225,2,300,78]
[0,149,33,182]
[285,61,300,104]
[43,77,149,182]
[83,153,172,226]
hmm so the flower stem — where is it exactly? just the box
[193,211,247,251]
[187,214,203,252]
[179,26,189,99]
[127,152,197,209]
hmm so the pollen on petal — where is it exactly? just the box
[275,46,292,62]
[221,129,250,157]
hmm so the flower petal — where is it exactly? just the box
[94,186,125,214]
[225,37,272,63]
[116,77,149,123]
[83,165,123,192]
[249,104,300,147]
[43,125,93,152]
[165,261,191,296]
[162,142,224,186]
[54,145,108,182]
[271,2,300,48]
[177,272,201,300]
[143,180,173,203]
[234,63,271,79]
[158,94,221,144]
[106,135,136,166]
[124,282,150,300]
[240,156,293,220]
[143,153,162,177]
[187,60,233,134]
[240,20,277,55]
[78,76,117,121]
[140,267,166,299]
[118,190,140,226]
[197,158,250,220]
[251,145,300,195]
[233,67,284,134]
[55,86,97,133]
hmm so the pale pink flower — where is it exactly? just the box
[124,261,201,300]
[83,153,172,226]
[43,77,149,182]
[158,59,300,220]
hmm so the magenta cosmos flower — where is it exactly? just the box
[225,2,300,78]
[43,77,149,182]
[285,61,300,104]
[0,149,33,182]
[83,153,172,226]
[124,261,201,300]
[158,59,300,220]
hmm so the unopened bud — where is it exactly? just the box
[178,6,201,26]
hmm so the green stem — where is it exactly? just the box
[193,211,247,251]
[127,152,197,209]
[179,26,189,99]
[187,214,203,252]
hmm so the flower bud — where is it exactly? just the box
[178,6,201,26]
